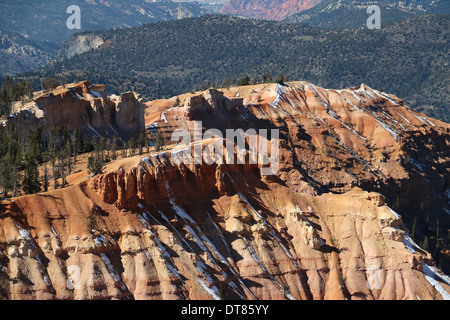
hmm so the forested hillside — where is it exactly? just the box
[0,0,210,75]
[22,14,450,122]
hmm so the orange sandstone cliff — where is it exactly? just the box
[0,81,449,300]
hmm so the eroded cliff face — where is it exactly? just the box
[220,0,322,20]
[1,152,449,300]
[2,80,145,140]
[0,81,449,300]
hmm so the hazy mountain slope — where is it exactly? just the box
[0,0,210,75]
[178,0,228,12]
[285,0,450,28]
[27,14,449,122]
[0,30,56,76]
[0,0,209,46]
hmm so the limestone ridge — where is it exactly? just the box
[59,35,105,59]
[1,80,145,141]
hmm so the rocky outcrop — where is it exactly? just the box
[221,0,322,20]
[59,35,105,59]
[2,80,145,140]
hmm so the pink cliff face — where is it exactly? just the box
[221,0,322,20]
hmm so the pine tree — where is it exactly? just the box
[22,155,41,194]
[393,195,400,211]
[128,137,136,157]
[138,131,148,155]
[7,127,21,197]
[22,129,42,194]
[421,236,430,252]
[262,73,273,83]
[0,153,12,198]
[434,218,440,258]
[99,135,107,162]
[65,139,73,176]
[49,132,58,190]
[411,215,417,241]
[111,135,119,160]
[42,78,57,92]
[239,75,250,86]
[222,79,230,89]
[42,153,49,192]
[73,128,84,167]
[153,130,165,152]
[174,96,181,107]
[87,153,104,176]
[275,73,286,86]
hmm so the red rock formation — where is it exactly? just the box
[2,80,145,140]
[0,81,449,300]
[221,0,322,20]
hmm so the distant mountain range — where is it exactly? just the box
[0,0,209,46]
[0,0,210,75]
[176,0,228,12]
[22,14,449,122]
[286,0,450,28]
[219,0,450,23]
[2,0,449,76]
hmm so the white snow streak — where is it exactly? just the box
[423,264,450,300]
